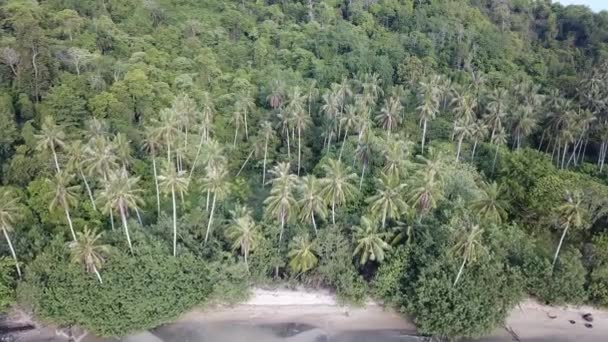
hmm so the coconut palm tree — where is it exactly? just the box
[360,72,383,106]
[339,104,358,160]
[267,79,286,110]
[471,182,509,224]
[264,162,298,243]
[297,176,327,235]
[84,136,119,230]
[97,170,144,254]
[231,106,246,147]
[157,108,179,164]
[353,216,391,265]
[35,115,66,173]
[277,108,293,161]
[375,97,402,136]
[355,140,372,190]
[453,118,475,162]
[306,80,318,117]
[66,140,96,211]
[190,92,216,179]
[320,159,358,225]
[552,192,588,269]
[470,119,488,159]
[48,171,80,241]
[366,174,408,229]
[157,162,189,256]
[416,79,440,153]
[292,104,311,174]
[491,128,508,173]
[321,92,339,152]
[113,133,133,171]
[235,92,255,141]
[511,105,537,150]
[409,158,444,217]
[381,139,412,181]
[287,235,318,274]
[485,88,509,142]
[226,206,258,271]
[260,121,275,186]
[202,164,229,244]
[0,190,22,278]
[69,227,110,283]
[142,126,163,216]
[451,223,485,286]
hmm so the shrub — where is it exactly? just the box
[407,255,523,339]
[372,247,409,307]
[18,237,220,336]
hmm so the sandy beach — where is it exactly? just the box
[6,288,608,342]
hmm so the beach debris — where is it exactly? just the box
[585,323,593,329]
[547,312,557,319]
[568,320,576,324]
[582,313,593,322]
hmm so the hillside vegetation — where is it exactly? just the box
[2,0,608,340]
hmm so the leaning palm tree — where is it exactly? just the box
[157,162,190,256]
[552,192,588,269]
[202,164,229,244]
[226,206,258,271]
[48,171,80,241]
[35,115,66,173]
[366,174,408,229]
[353,216,391,265]
[453,118,475,162]
[97,170,144,254]
[0,190,22,278]
[142,126,163,216]
[287,235,318,274]
[66,140,96,211]
[469,119,488,159]
[297,176,327,235]
[471,181,509,224]
[69,227,110,283]
[320,159,358,225]
[451,223,485,286]
[264,162,298,243]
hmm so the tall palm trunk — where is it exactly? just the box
[2,227,21,278]
[279,211,285,242]
[311,213,317,235]
[286,129,291,160]
[244,111,249,141]
[552,223,570,270]
[331,199,336,225]
[421,119,428,154]
[561,143,568,169]
[171,185,177,256]
[326,130,333,154]
[382,206,387,229]
[456,135,464,161]
[189,132,206,180]
[492,145,499,173]
[118,202,134,254]
[359,164,365,190]
[79,169,96,211]
[152,156,161,217]
[237,150,254,177]
[339,129,348,161]
[262,136,268,186]
[233,125,239,147]
[93,264,103,284]
[205,193,216,244]
[298,126,302,175]
[51,143,61,174]
[64,205,77,241]
[453,256,467,286]
[471,140,478,159]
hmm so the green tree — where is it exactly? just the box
[69,227,110,283]
[320,159,358,225]
[264,162,298,242]
[288,235,318,274]
[297,175,327,235]
[97,170,144,254]
[471,182,509,224]
[66,140,96,211]
[35,116,65,173]
[0,191,22,278]
[158,162,189,256]
[226,206,258,271]
[366,175,408,229]
[48,171,80,241]
[353,216,391,265]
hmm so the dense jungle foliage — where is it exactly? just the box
[2,0,608,340]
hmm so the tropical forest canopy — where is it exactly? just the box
[2,0,608,340]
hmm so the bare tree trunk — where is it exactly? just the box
[244,110,249,141]
[453,256,467,286]
[2,227,21,278]
[51,144,61,174]
[552,224,569,270]
[298,126,302,175]
[233,125,239,147]
[339,128,348,161]
[237,149,254,177]
[456,135,464,161]
[421,119,428,154]
[205,193,216,244]
[80,169,96,211]
[119,203,134,254]
[311,213,317,235]
[471,140,478,159]
[172,185,177,256]
[189,131,205,180]
[64,206,77,241]
[262,137,268,186]
[93,264,103,284]
[279,211,285,243]
[332,199,336,225]
[492,145,499,173]
[286,129,291,161]
[32,48,39,102]
[561,143,568,169]
[359,164,365,190]
[152,156,160,217]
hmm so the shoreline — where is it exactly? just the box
[6,288,608,342]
